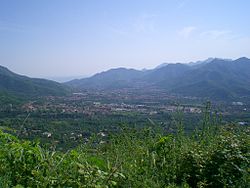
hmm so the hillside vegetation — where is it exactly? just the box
[0,121,249,187]
[0,65,69,98]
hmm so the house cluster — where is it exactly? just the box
[20,94,203,117]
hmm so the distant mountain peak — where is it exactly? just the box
[155,62,169,69]
[188,57,233,66]
[236,57,249,61]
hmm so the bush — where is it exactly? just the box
[0,124,249,187]
[0,130,124,187]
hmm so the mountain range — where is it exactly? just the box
[66,57,250,101]
[1,57,250,102]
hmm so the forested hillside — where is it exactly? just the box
[0,65,70,98]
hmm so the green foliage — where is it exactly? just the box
[0,130,124,187]
[0,123,249,187]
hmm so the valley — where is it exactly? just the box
[1,88,249,151]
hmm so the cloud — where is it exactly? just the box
[177,0,189,9]
[178,26,196,38]
[107,25,128,36]
[178,27,235,41]
[133,14,157,33]
[200,30,232,39]
[107,14,158,36]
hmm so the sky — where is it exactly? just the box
[0,0,250,80]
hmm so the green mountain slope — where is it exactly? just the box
[170,58,250,100]
[0,65,70,98]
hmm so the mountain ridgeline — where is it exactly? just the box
[0,65,69,100]
[66,57,250,101]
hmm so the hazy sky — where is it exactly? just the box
[1,0,250,79]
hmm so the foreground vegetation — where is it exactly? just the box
[0,120,249,188]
